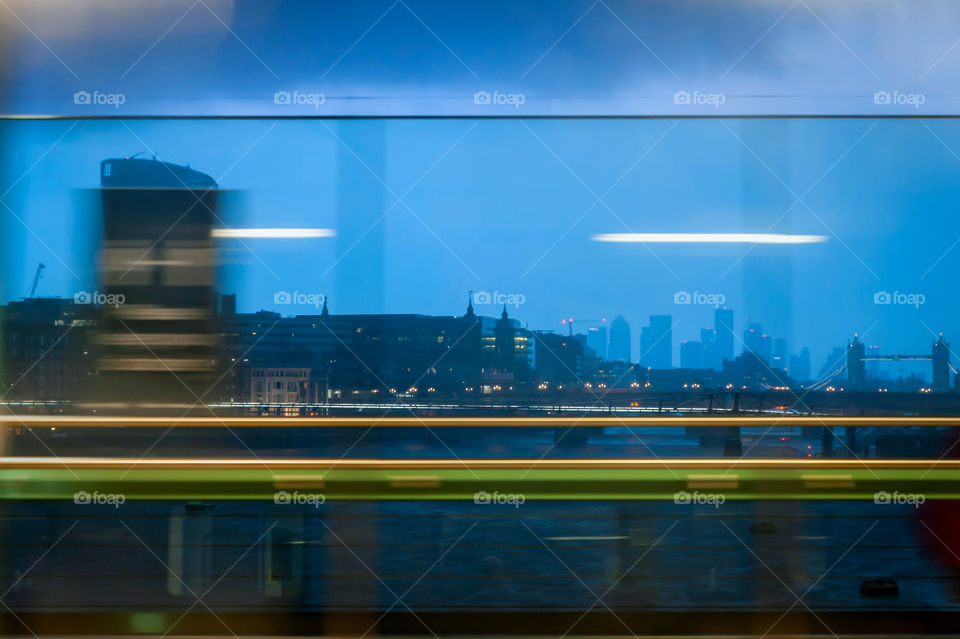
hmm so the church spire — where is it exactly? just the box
[321,296,329,316]
[464,291,475,318]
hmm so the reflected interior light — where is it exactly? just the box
[545,536,630,541]
[591,233,828,244]
[212,228,336,238]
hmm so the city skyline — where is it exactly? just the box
[3,119,960,373]
[5,291,954,407]
[11,284,954,388]
[7,275,957,388]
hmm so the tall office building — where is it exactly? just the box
[846,335,866,390]
[534,332,588,384]
[714,307,734,367]
[680,340,705,369]
[700,326,719,370]
[866,344,880,380]
[819,346,848,382]
[772,337,788,373]
[639,315,671,369]
[790,347,811,383]
[97,157,219,409]
[933,334,951,392]
[586,323,608,361]
[608,315,631,362]
[743,323,771,362]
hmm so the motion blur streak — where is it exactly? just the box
[211,227,336,238]
[591,233,829,244]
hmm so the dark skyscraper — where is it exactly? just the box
[680,340,705,369]
[866,344,880,380]
[819,346,848,382]
[640,315,671,369]
[846,335,866,390]
[700,327,719,370]
[743,323,771,363]
[772,337,788,373]
[714,307,734,367]
[790,347,811,383]
[933,334,951,392]
[586,322,608,361]
[97,157,219,408]
[608,315,631,362]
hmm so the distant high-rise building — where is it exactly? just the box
[714,308,734,367]
[772,337,788,373]
[680,340,705,369]
[818,346,847,382]
[846,335,866,390]
[533,331,588,384]
[865,344,880,379]
[699,326,720,370]
[790,347,811,383]
[586,323,608,361]
[608,315,631,362]
[743,323,771,362]
[572,333,600,380]
[639,315,671,369]
[933,334,951,392]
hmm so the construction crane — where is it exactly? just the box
[558,317,607,336]
[28,263,45,298]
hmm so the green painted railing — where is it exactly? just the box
[0,458,956,501]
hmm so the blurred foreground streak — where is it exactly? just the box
[96,156,220,413]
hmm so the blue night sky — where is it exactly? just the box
[3,1,960,374]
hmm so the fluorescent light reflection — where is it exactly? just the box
[591,233,828,244]
[212,228,336,239]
